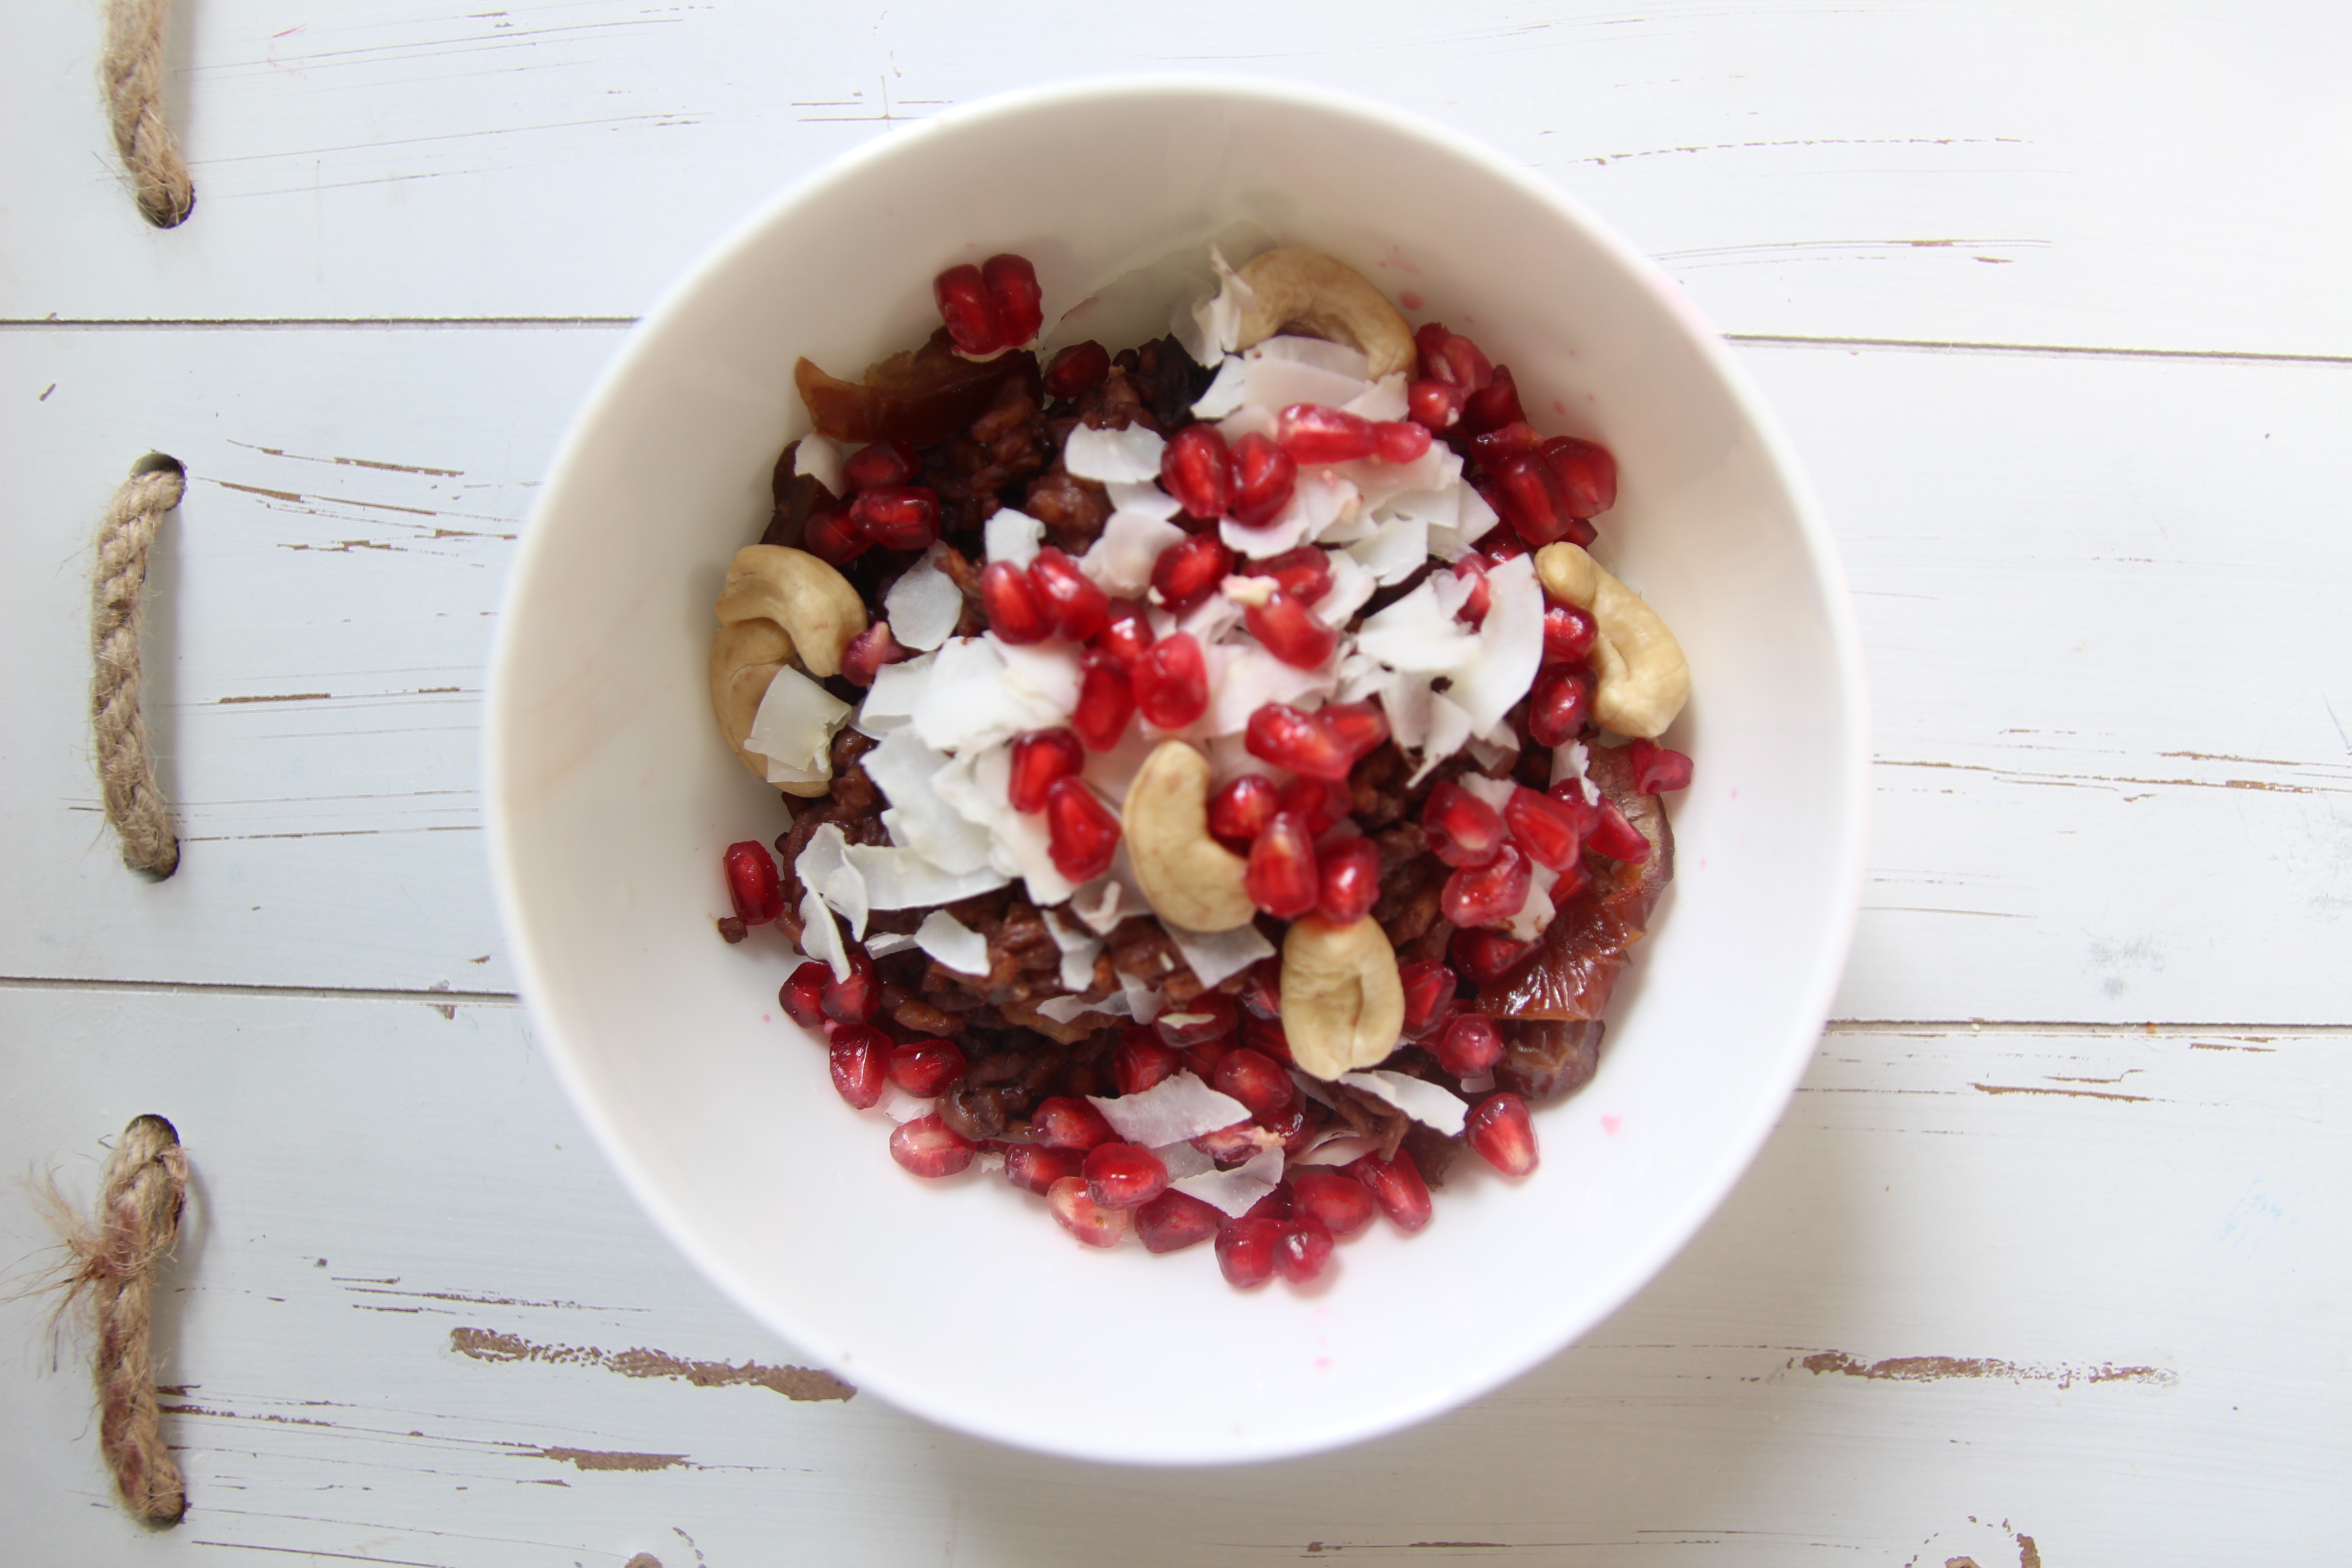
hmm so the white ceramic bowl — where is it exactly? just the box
[487,76,1868,1464]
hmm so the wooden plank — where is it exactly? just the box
[5,2,2348,357]
[4,986,2343,1563]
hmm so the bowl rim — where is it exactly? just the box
[485,70,1873,1464]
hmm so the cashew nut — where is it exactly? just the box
[1534,542,1690,739]
[1280,915,1406,1081]
[709,617,795,777]
[1124,740,1255,933]
[1234,248,1416,380]
[714,545,866,679]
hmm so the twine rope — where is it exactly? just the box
[99,0,195,229]
[93,454,186,879]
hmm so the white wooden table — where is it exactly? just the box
[7,5,2348,1563]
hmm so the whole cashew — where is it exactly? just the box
[1535,542,1690,738]
[710,617,795,778]
[1280,915,1406,1081]
[1124,740,1256,933]
[1234,248,1417,380]
[714,545,866,679]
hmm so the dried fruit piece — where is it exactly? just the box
[1466,1092,1539,1176]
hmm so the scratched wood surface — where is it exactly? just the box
[5,1,2349,1563]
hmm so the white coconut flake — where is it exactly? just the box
[910,637,1067,753]
[1088,1071,1250,1147]
[792,432,845,497]
[1064,423,1166,484]
[1458,772,1517,814]
[844,844,1009,909]
[1356,580,1480,672]
[878,1085,936,1124]
[1467,725,1520,774]
[1251,333,1371,380]
[793,823,870,939]
[1035,992,1128,1025]
[856,651,935,735]
[747,665,851,785]
[984,506,1045,567]
[797,887,850,981]
[1408,694,1477,785]
[1239,354,1372,418]
[1120,979,1166,1022]
[1313,549,1381,625]
[934,745,1076,906]
[1175,246,1254,365]
[914,909,991,975]
[1071,871,1139,936]
[1162,921,1276,990]
[1154,1141,1218,1181]
[883,546,964,652]
[1189,355,1250,419]
[1500,861,1561,943]
[1456,478,1502,544]
[1337,1070,1471,1136]
[996,638,1083,719]
[1452,553,1547,735]
[1215,404,1279,445]
[1340,372,1409,423]
[1551,740,1599,804]
[1219,508,1316,559]
[1044,909,1106,992]
[1205,641,1341,736]
[1107,480,1184,520]
[864,930,918,959]
[1294,1133,1379,1168]
[1083,508,1187,596]
[1348,513,1430,586]
[862,728,998,875]
[1171,1145,1286,1219]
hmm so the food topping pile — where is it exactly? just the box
[707,246,1691,1288]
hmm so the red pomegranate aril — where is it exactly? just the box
[1048,1175,1132,1247]
[1132,632,1210,730]
[1316,835,1382,925]
[1588,798,1653,864]
[721,840,783,925]
[1083,1142,1169,1210]
[1243,1015,1292,1064]
[1542,602,1598,665]
[842,439,919,493]
[1415,322,1494,390]
[1134,1189,1223,1254]
[1154,992,1239,1049]
[1436,1012,1506,1077]
[1245,589,1338,668]
[1541,435,1618,518]
[1373,419,1433,464]
[889,1113,976,1178]
[1246,813,1321,919]
[802,504,869,565]
[1422,781,1507,868]
[1228,431,1298,527]
[1503,785,1585,871]
[1181,1039,1232,1086]
[1158,423,1233,520]
[1452,926,1535,983]
[1452,554,1494,625]
[1350,1148,1434,1232]
[1208,774,1281,845]
[885,1039,966,1098]
[779,961,830,1030]
[1239,958,1283,1020]
[1028,546,1110,640]
[1468,421,1544,468]
[1490,452,1580,549]
[1031,1094,1117,1152]
[1245,702,1353,781]
[979,559,1051,644]
[1149,535,1232,614]
[1042,340,1111,400]
[1280,774,1352,836]
[849,487,941,551]
[827,1026,889,1109]
[1007,727,1085,814]
[1463,363,1526,432]
[1213,1047,1294,1117]
[1272,1214,1336,1284]
[1277,403,1379,465]
[840,620,912,687]
[1443,842,1533,929]
[1042,775,1121,882]
[1291,1169,1379,1240]
[981,252,1043,345]
[821,945,880,1025]
[1467,1092,1540,1176]
[1003,1143,1081,1196]
[1397,958,1461,1041]
[1113,1030,1183,1096]
[1249,545,1333,604]
[933,263,1004,355]
[1527,664,1595,747]
[1321,700,1390,761]
[1215,1215,1282,1287]
[1484,531,1529,562]
[1071,652,1134,752]
[1092,600,1154,667]
[1627,737,1695,794]
[1407,376,1468,430]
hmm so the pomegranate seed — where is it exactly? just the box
[1463,363,1526,432]
[1042,775,1121,882]
[1416,322,1494,391]
[827,1026,889,1109]
[1047,1175,1132,1247]
[1484,532,1529,562]
[886,1039,966,1097]
[1422,782,1507,868]
[1245,589,1338,668]
[1320,700,1390,760]
[1181,1039,1234,1088]
[1444,843,1532,929]
[1239,958,1282,1020]
[1243,1016,1292,1063]
[843,440,918,493]
[1213,1047,1294,1117]
[840,620,911,687]
[1215,1215,1282,1287]
[1149,534,1231,614]
[1503,786,1585,871]
[1153,992,1239,1049]
[933,263,1004,355]
[1092,601,1154,667]
[850,487,941,551]
[1541,436,1618,517]
[1028,546,1109,640]
[1247,545,1333,603]
[1527,665,1595,747]
[1043,340,1111,400]
[1008,727,1085,813]
[1246,813,1321,919]
[1277,403,1378,464]
[1083,1142,1169,1210]
[1281,775,1352,836]
[1244,702,1352,781]
[1587,798,1653,863]
[1071,652,1134,752]
[1467,421,1543,468]
[1134,1190,1222,1254]
[1489,453,1580,549]
[981,252,1043,345]
[821,946,880,1025]
[802,504,869,565]
[1349,1149,1434,1232]
[979,559,1051,644]
[1032,1095,1116,1151]
[1435,1013,1505,1077]
[1373,420,1432,464]
[1542,603,1597,665]
[1004,1143,1080,1195]
[721,840,783,925]
[1451,554,1494,625]
[1452,926,1535,983]
[1627,738,1694,794]
[1158,423,1232,520]
[1131,632,1209,730]
[1113,1030,1182,1095]
[1467,1092,1539,1176]
[1291,1169,1378,1240]
[889,1113,975,1177]
[1243,1182,1295,1222]
[1316,836,1382,925]
[1272,1215,1335,1283]
[1207,774,1281,845]
[778,961,830,1030]
[1228,431,1297,527]
[1407,377,1467,430]
[1397,959,1461,1041]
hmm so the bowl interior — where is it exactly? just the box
[487,77,1867,1464]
